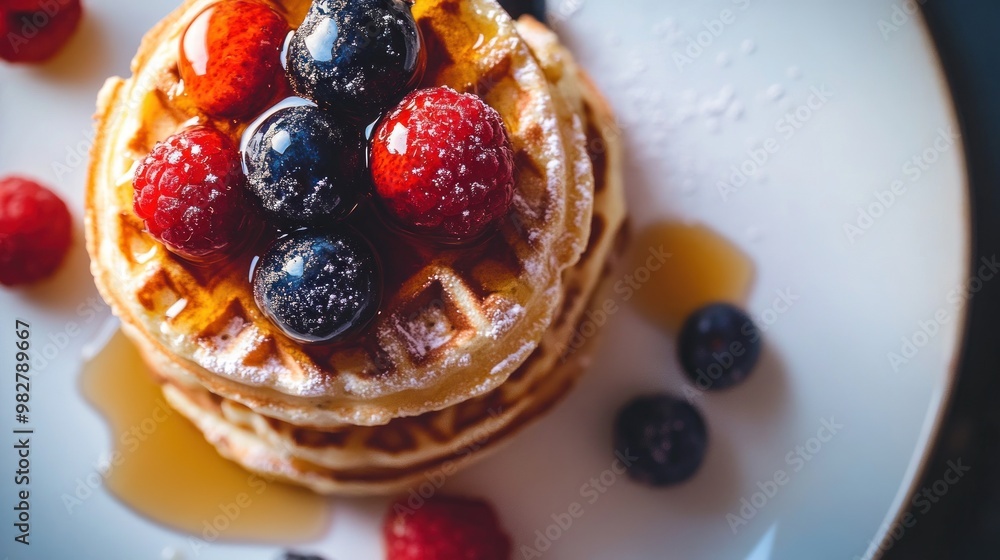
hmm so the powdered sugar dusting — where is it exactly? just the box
[490,341,535,376]
[486,302,525,339]
[394,305,454,360]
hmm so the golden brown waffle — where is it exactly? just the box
[86,0,626,494]
[87,0,598,427]
[122,17,628,494]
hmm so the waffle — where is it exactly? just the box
[87,0,599,428]
[131,16,627,493]
[86,0,626,494]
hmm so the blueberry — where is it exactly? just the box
[286,0,424,118]
[252,229,381,343]
[242,103,367,227]
[614,394,708,486]
[677,303,761,391]
[281,553,327,560]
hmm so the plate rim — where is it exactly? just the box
[868,7,973,559]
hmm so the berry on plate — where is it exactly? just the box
[614,394,708,486]
[132,126,248,260]
[371,86,515,240]
[384,495,511,560]
[677,303,762,391]
[0,176,72,286]
[242,103,367,226]
[286,0,424,118]
[281,553,327,560]
[252,228,381,343]
[0,0,83,63]
[179,0,289,119]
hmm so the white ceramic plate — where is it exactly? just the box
[0,0,968,558]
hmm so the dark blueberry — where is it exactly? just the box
[285,0,424,118]
[281,553,327,560]
[677,303,761,391]
[614,394,708,486]
[252,228,381,343]
[242,103,367,226]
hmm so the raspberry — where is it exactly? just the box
[132,126,247,260]
[0,0,83,63]
[0,176,72,286]
[179,0,289,119]
[371,86,515,240]
[384,495,511,560]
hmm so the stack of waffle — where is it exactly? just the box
[86,0,626,494]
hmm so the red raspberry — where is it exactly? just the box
[0,0,83,63]
[384,495,512,560]
[132,126,247,260]
[179,0,289,119]
[0,176,72,286]
[371,86,515,240]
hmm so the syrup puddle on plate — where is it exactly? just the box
[628,221,755,330]
[81,327,330,542]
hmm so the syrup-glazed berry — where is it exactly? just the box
[285,0,424,118]
[242,102,367,226]
[371,86,515,241]
[132,126,248,260]
[0,176,72,286]
[179,0,289,119]
[252,228,381,343]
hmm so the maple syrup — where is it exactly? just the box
[628,222,754,330]
[81,329,330,542]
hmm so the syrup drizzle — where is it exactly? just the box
[628,221,755,330]
[81,329,331,543]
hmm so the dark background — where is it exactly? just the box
[883,0,1000,558]
[499,0,1000,557]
